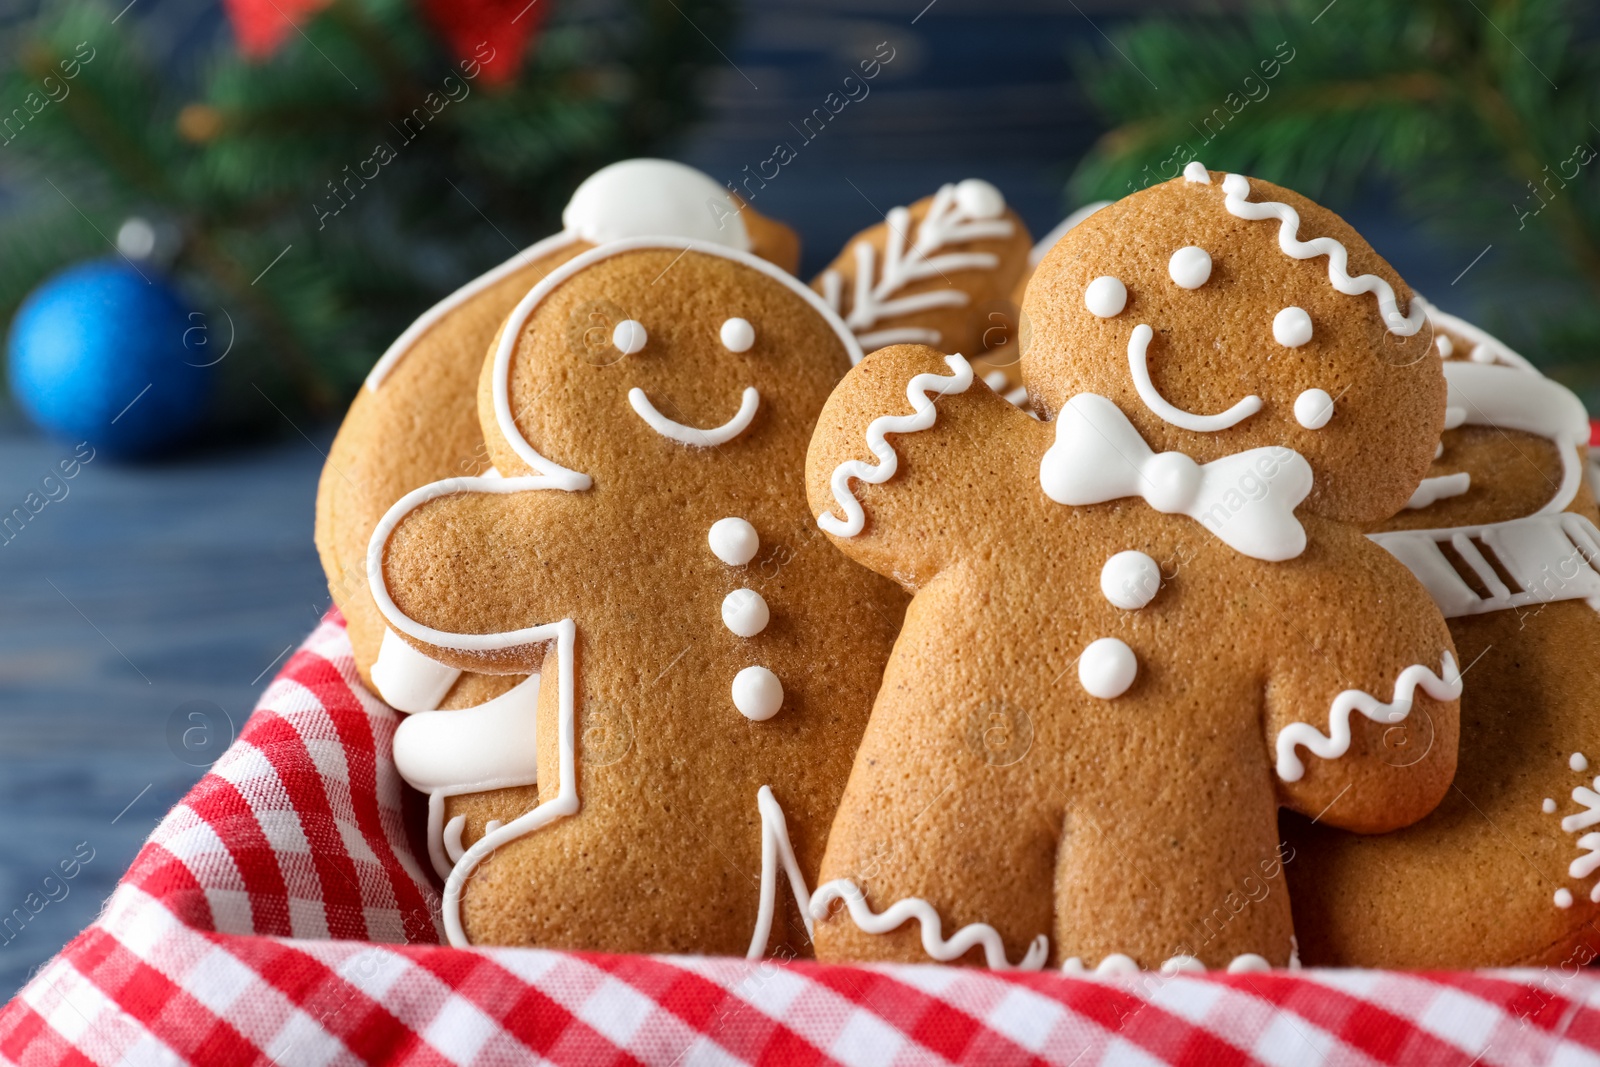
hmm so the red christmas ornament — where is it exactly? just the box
[422,0,552,84]
[223,0,329,58]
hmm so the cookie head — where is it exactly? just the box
[1020,168,1445,523]
[483,241,862,487]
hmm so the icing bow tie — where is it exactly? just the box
[1040,394,1314,562]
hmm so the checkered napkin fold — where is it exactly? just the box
[1,612,1597,1066]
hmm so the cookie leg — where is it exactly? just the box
[811,751,1057,968]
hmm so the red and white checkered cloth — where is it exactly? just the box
[3,613,1599,1066]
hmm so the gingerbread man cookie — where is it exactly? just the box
[314,160,799,877]
[802,166,1462,972]
[367,240,905,954]
[1287,302,1600,967]
[814,179,1032,401]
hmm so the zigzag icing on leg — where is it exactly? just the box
[809,878,1049,970]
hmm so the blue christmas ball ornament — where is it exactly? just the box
[7,259,213,458]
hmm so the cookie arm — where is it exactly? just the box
[1263,523,1462,833]
[368,474,588,673]
[805,343,1047,591]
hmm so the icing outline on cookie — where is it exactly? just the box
[1273,652,1461,782]
[809,879,1050,970]
[1220,173,1426,337]
[1127,324,1263,432]
[628,385,760,447]
[817,353,976,537]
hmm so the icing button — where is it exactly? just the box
[709,517,759,565]
[1101,551,1161,610]
[1079,637,1137,699]
[733,666,783,721]
[722,588,770,638]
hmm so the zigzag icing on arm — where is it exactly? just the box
[809,879,1049,970]
[817,353,975,537]
[1274,653,1461,782]
[1221,174,1425,337]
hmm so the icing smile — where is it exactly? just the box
[1128,323,1262,433]
[628,386,760,446]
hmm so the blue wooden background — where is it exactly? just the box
[0,0,1464,997]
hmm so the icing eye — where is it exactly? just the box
[1079,637,1137,699]
[612,319,647,355]
[1293,388,1334,429]
[1273,306,1313,348]
[1168,246,1212,290]
[1084,276,1127,318]
[720,317,755,353]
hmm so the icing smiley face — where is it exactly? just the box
[1023,169,1446,524]
[482,238,863,493]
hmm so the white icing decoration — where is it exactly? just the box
[954,178,1006,219]
[1436,335,1454,358]
[1127,324,1263,432]
[1041,393,1313,562]
[817,354,975,537]
[364,233,580,391]
[612,319,647,355]
[721,588,770,638]
[709,517,759,566]
[394,674,542,880]
[810,879,1049,970]
[485,820,502,833]
[1545,798,1559,814]
[1221,173,1425,336]
[747,786,816,959]
[1084,276,1127,318]
[1372,512,1600,620]
[442,816,467,865]
[562,158,750,252]
[371,628,461,713]
[1273,653,1462,782]
[1561,780,1600,833]
[1183,161,1211,183]
[1575,752,1590,773]
[1168,246,1213,290]
[1079,637,1137,699]
[1444,406,1468,430]
[1060,950,1283,976]
[1030,201,1113,267]
[732,666,783,721]
[1572,836,1600,899]
[1100,551,1160,610]
[1293,388,1335,430]
[819,182,1016,350]
[628,386,759,447]
[1434,441,1445,460]
[720,317,755,353]
[1556,888,1575,909]
[1405,472,1471,510]
[1272,306,1313,348]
